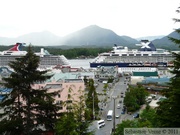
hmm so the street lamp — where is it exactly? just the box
[112,96,117,133]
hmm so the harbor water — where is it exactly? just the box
[68,59,93,69]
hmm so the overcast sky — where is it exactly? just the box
[0,0,179,38]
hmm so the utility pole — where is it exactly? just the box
[93,91,95,120]
[112,96,117,133]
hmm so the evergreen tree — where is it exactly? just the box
[55,87,76,135]
[55,112,77,135]
[156,6,180,127]
[83,76,88,86]
[0,45,60,134]
[73,89,93,135]
[85,79,99,120]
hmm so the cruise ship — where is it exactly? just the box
[90,40,175,69]
[0,43,70,68]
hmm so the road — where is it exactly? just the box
[93,76,133,135]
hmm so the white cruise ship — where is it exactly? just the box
[90,40,175,69]
[0,43,70,68]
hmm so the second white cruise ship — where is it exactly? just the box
[90,40,175,68]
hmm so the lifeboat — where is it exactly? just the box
[167,61,174,67]
[144,62,151,66]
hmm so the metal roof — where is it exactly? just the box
[133,71,158,77]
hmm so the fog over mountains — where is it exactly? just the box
[0,25,178,48]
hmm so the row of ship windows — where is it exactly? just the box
[105,58,174,62]
[103,54,172,56]
[119,68,154,71]
[0,58,62,61]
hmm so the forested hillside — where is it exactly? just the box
[47,47,111,59]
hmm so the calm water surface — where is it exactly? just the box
[68,59,94,69]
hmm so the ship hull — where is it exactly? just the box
[0,55,70,68]
[90,62,169,68]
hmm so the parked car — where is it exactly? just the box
[119,100,122,103]
[133,113,139,118]
[117,104,121,109]
[116,114,120,118]
[121,110,125,114]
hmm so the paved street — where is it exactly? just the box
[93,76,133,135]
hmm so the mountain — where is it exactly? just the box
[136,35,165,41]
[152,30,179,50]
[0,31,61,46]
[121,35,140,44]
[0,25,140,46]
[16,31,61,46]
[58,25,139,47]
[0,25,178,49]
[0,37,17,45]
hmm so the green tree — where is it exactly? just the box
[55,87,76,135]
[133,85,148,105]
[155,6,180,127]
[55,112,77,135]
[114,120,139,135]
[124,85,148,112]
[73,89,93,135]
[85,79,99,120]
[115,105,157,135]
[123,91,138,112]
[107,76,114,83]
[138,104,157,127]
[103,83,108,91]
[0,45,60,135]
[83,76,88,86]
[55,88,93,135]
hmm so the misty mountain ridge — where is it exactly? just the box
[136,35,165,41]
[59,25,138,46]
[0,25,178,49]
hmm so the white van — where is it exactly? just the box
[97,120,105,129]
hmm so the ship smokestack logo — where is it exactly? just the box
[8,43,26,51]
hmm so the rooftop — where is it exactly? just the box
[133,71,158,77]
